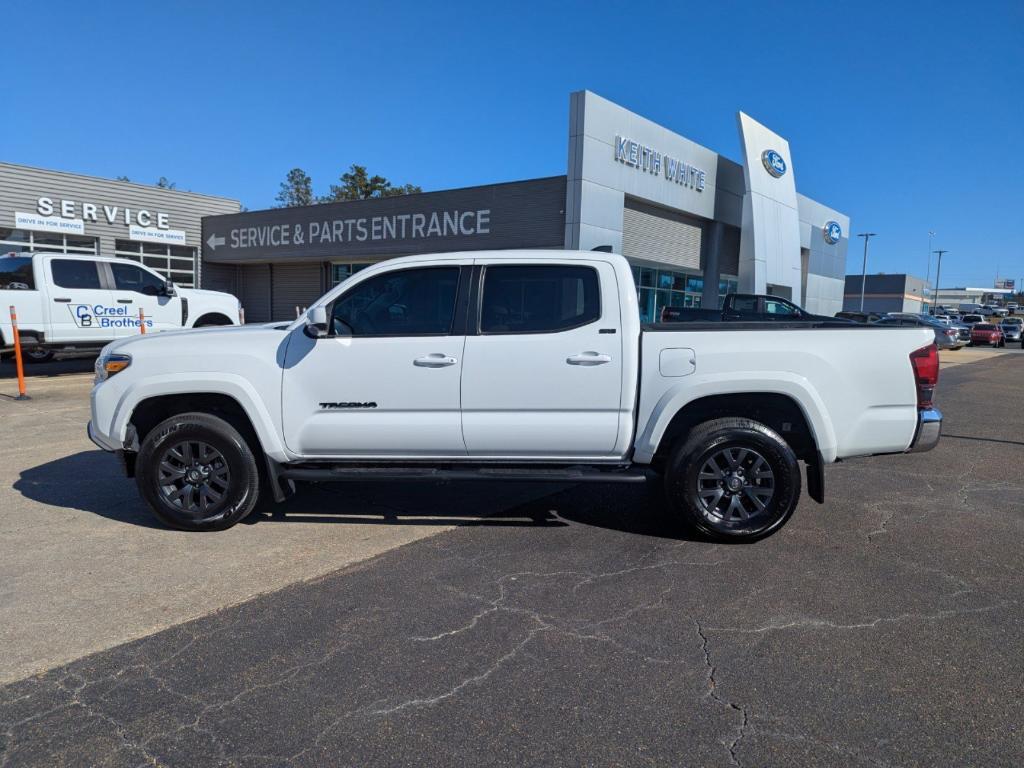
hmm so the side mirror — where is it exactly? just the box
[164,280,176,297]
[304,305,330,338]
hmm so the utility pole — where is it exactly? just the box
[858,233,877,311]
[933,250,948,311]
[925,228,933,294]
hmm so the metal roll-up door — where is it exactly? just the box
[622,197,702,270]
[272,263,324,321]
[239,264,272,324]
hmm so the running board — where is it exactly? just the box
[278,464,653,484]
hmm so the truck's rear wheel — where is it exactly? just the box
[24,348,55,364]
[664,418,801,542]
[136,412,260,531]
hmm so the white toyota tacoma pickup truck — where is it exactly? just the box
[0,252,241,362]
[88,250,942,542]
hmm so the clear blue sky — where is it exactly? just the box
[3,0,1021,287]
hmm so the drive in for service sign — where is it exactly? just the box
[201,177,566,263]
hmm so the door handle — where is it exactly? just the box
[118,299,133,304]
[566,352,612,366]
[53,298,71,303]
[413,353,458,368]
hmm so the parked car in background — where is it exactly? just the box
[999,318,1022,343]
[969,323,1005,347]
[874,314,963,350]
[659,293,849,324]
[835,310,883,324]
[1006,302,1019,314]
[959,303,984,315]
[961,313,985,326]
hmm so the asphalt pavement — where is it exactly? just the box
[1,353,1022,767]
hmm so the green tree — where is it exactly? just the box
[275,168,315,208]
[116,175,130,182]
[322,164,421,202]
[155,176,176,190]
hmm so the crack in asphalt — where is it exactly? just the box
[695,620,749,767]
[706,601,1014,634]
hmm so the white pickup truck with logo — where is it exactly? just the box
[0,252,241,362]
[88,250,942,542]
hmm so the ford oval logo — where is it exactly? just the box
[823,220,842,245]
[761,149,787,178]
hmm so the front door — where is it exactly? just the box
[105,260,182,335]
[281,264,467,457]
[460,260,624,457]
[44,257,116,344]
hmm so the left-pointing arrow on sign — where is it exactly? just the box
[206,233,225,250]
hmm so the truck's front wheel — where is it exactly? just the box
[664,418,801,542]
[136,412,261,531]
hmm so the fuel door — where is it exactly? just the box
[659,347,696,377]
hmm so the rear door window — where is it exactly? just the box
[480,265,600,334]
[0,257,35,290]
[51,259,102,289]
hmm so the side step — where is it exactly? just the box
[278,464,653,485]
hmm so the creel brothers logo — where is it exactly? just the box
[823,221,842,245]
[761,149,787,178]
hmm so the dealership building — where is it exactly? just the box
[0,162,241,288]
[201,91,851,323]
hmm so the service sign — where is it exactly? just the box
[15,211,85,235]
[202,177,566,262]
[128,225,187,245]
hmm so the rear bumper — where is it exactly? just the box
[907,408,942,453]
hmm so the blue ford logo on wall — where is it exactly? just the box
[761,149,787,178]
[823,220,842,244]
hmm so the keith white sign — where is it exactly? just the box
[15,211,86,235]
[614,135,707,192]
[128,225,187,245]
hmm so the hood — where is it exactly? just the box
[105,321,288,356]
[176,286,235,300]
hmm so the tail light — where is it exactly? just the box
[909,343,939,409]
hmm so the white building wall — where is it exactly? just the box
[798,194,849,316]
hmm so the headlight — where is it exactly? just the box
[95,353,131,383]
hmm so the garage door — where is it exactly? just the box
[271,263,325,321]
[239,264,272,324]
[622,197,702,270]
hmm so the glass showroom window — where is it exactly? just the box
[0,228,97,256]
[331,263,371,286]
[630,265,740,322]
[114,240,197,287]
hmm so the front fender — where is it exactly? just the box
[107,372,290,462]
[633,371,838,464]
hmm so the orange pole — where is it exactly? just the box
[8,305,30,401]
[139,308,146,334]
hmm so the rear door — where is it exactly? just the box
[104,260,182,335]
[460,259,624,457]
[43,257,116,344]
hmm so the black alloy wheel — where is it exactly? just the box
[664,417,801,542]
[136,412,261,531]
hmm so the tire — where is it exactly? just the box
[135,412,261,531]
[664,417,801,543]
[24,348,55,364]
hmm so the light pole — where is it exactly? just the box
[925,230,935,309]
[858,233,877,311]
[933,250,948,311]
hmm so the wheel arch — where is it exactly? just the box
[112,374,289,462]
[191,312,234,327]
[649,392,824,467]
